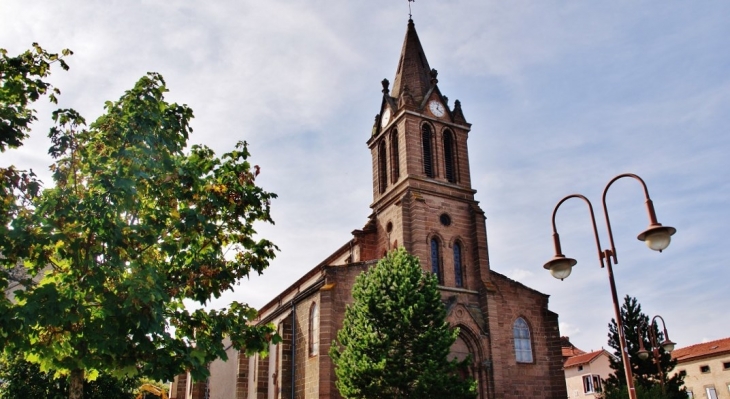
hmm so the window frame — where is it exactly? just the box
[309,302,319,356]
[422,124,435,178]
[513,317,534,363]
[378,140,388,193]
[582,374,602,394]
[443,129,457,183]
[453,241,464,288]
[430,237,443,284]
[390,129,400,183]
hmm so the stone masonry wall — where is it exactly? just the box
[486,272,567,399]
[293,294,320,399]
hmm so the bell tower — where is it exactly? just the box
[364,18,491,290]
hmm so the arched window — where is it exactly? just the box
[378,141,387,193]
[513,317,533,363]
[422,124,435,178]
[454,242,464,288]
[309,302,319,356]
[390,129,400,183]
[443,130,457,183]
[430,238,442,284]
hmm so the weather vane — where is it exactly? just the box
[408,0,414,19]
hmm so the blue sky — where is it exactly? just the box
[2,1,728,354]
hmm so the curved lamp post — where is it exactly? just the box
[637,315,676,394]
[543,173,676,399]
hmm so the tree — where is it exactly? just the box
[0,43,71,151]
[330,247,477,399]
[1,45,279,399]
[604,295,685,399]
[0,353,139,399]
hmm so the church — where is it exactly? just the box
[172,18,567,399]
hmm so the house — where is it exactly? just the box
[672,337,730,399]
[171,17,567,399]
[564,350,614,398]
[561,337,614,398]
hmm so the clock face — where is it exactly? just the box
[381,107,391,127]
[428,100,445,117]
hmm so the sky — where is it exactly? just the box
[2,1,729,355]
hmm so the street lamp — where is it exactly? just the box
[543,173,676,399]
[637,315,676,394]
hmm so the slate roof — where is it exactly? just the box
[390,19,433,103]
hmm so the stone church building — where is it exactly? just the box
[171,18,567,399]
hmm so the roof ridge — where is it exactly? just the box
[675,336,730,352]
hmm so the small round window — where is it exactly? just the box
[386,221,393,233]
[439,213,451,226]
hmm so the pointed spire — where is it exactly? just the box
[391,19,433,105]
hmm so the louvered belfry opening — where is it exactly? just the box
[390,129,400,183]
[444,130,456,183]
[422,124,434,178]
[378,140,388,193]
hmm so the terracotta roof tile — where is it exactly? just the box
[564,350,609,369]
[560,336,586,359]
[563,346,586,358]
[672,337,730,363]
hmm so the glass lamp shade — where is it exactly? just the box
[637,349,650,360]
[544,256,577,281]
[638,225,677,252]
[661,340,676,353]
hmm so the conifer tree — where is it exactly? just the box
[604,295,685,399]
[330,247,477,399]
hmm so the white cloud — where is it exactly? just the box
[2,0,729,355]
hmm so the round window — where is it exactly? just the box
[439,213,451,226]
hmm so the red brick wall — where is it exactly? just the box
[256,355,269,399]
[190,379,207,399]
[321,262,372,399]
[293,294,320,399]
[174,373,187,399]
[278,318,293,399]
[236,350,249,399]
[486,272,567,399]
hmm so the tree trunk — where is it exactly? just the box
[69,368,84,399]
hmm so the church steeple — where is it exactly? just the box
[390,19,433,105]
[369,17,476,210]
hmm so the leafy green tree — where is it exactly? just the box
[1,44,70,306]
[330,247,477,399]
[604,295,685,399]
[604,384,668,399]
[1,45,279,399]
[0,353,138,399]
[0,43,71,151]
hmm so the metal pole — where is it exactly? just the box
[654,346,666,395]
[604,250,638,399]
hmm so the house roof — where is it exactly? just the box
[564,350,609,369]
[672,336,730,363]
[563,346,586,359]
[561,336,586,359]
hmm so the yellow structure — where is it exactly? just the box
[672,337,730,399]
[136,383,169,399]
